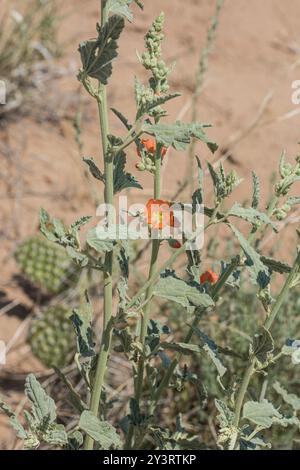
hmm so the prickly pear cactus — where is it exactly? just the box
[15,236,78,294]
[28,306,76,368]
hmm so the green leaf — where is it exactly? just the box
[54,367,88,413]
[228,203,277,231]
[40,208,58,243]
[107,0,133,21]
[243,399,282,428]
[192,156,204,210]
[79,15,125,84]
[114,152,142,194]
[215,399,234,428]
[111,107,132,131]
[229,224,270,288]
[260,256,291,274]
[107,0,143,21]
[153,271,214,309]
[160,342,202,355]
[83,157,105,182]
[273,381,300,412]
[43,425,68,446]
[86,227,115,253]
[79,410,121,449]
[142,121,218,153]
[251,171,260,209]
[70,216,92,235]
[117,246,129,309]
[251,327,274,364]
[25,374,57,427]
[68,430,84,450]
[71,293,96,358]
[137,92,181,119]
[287,196,300,206]
[66,246,89,267]
[192,327,227,379]
[0,399,27,439]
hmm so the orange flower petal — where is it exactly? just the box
[200,269,218,285]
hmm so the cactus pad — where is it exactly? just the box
[28,306,76,368]
[15,236,78,294]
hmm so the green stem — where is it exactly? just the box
[84,0,113,451]
[126,146,162,450]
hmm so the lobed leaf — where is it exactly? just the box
[86,227,115,253]
[251,171,260,209]
[243,399,282,429]
[229,224,271,288]
[273,381,300,412]
[79,410,121,449]
[25,374,57,427]
[153,271,214,309]
[113,152,143,193]
[0,399,27,439]
[83,157,105,182]
[71,294,96,358]
[228,203,277,231]
[251,327,274,364]
[261,256,291,274]
[192,156,204,210]
[142,121,218,153]
[79,15,125,84]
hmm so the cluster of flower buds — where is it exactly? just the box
[141,12,170,95]
[136,138,167,173]
[273,202,292,221]
[224,170,240,198]
[275,154,300,196]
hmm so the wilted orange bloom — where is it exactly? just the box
[168,239,182,249]
[146,199,175,230]
[200,269,218,285]
[138,138,167,158]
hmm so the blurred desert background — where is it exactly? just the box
[1,0,300,449]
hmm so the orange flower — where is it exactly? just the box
[146,199,175,230]
[200,269,218,285]
[138,138,167,158]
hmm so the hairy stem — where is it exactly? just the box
[84,0,113,451]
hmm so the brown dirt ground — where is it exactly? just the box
[1,0,300,449]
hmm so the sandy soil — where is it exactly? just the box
[1,0,300,449]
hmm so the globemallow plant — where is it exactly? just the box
[2,0,300,451]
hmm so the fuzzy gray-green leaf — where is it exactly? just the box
[86,228,115,253]
[229,224,270,288]
[153,271,214,308]
[79,15,125,84]
[243,400,282,428]
[25,374,57,426]
[79,410,121,449]
[228,203,277,231]
[83,157,105,182]
[71,294,95,358]
[251,327,274,364]
[273,381,300,412]
[251,171,260,209]
[143,121,218,153]
[0,399,27,439]
[113,152,142,193]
